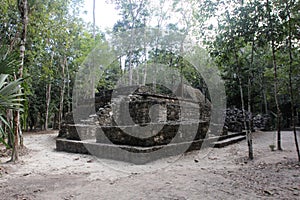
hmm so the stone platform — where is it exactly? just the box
[58,85,216,164]
[56,128,245,164]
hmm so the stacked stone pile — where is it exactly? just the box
[97,104,113,126]
[224,108,273,132]
[253,114,272,131]
[224,108,249,132]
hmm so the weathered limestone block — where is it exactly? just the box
[66,124,96,140]
[58,112,74,138]
[56,138,89,154]
[96,121,209,147]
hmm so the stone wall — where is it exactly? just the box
[96,121,209,147]
[59,85,212,149]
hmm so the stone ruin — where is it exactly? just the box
[253,114,272,131]
[56,85,240,164]
[223,107,273,132]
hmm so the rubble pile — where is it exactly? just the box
[224,108,249,132]
[97,104,113,126]
[253,114,272,131]
[224,108,273,132]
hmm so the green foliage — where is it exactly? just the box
[1,0,300,132]
[0,75,24,111]
[0,74,23,147]
[205,0,300,117]
[0,49,19,75]
[97,60,122,91]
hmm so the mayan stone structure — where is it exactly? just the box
[56,85,242,164]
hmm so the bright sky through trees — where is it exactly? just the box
[82,0,120,29]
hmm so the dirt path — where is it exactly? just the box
[0,131,299,200]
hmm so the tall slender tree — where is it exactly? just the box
[11,0,28,162]
[266,0,282,150]
[281,0,300,161]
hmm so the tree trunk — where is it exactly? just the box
[45,83,51,130]
[258,72,268,114]
[272,41,282,150]
[142,18,147,86]
[267,0,282,150]
[136,64,140,85]
[66,59,71,113]
[234,46,253,160]
[128,51,133,86]
[19,124,23,147]
[179,45,184,97]
[11,0,28,162]
[90,0,96,97]
[58,57,66,130]
[11,111,20,161]
[44,50,55,130]
[262,81,268,114]
[143,61,147,86]
[289,53,300,161]
[247,77,254,159]
[286,2,300,161]
[93,0,95,39]
[6,109,13,148]
[238,74,253,160]
[127,0,145,86]
[246,35,256,160]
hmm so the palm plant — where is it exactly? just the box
[0,45,23,148]
[0,75,23,147]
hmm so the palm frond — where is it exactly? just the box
[0,114,13,149]
[0,46,20,75]
[0,74,24,111]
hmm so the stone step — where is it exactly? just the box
[212,135,246,148]
[56,138,205,164]
[56,130,247,164]
[219,131,245,140]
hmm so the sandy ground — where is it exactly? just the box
[0,130,299,200]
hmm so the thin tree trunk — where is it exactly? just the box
[272,41,282,150]
[289,51,300,161]
[235,47,253,160]
[258,72,268,114]
[91,0,96,96]
[128,48,133,86]
[58,57,66,130]
[262,79,268,114]
[66,59,71,113]
[246,36,256,160]
[11,0,28,162]
[237,75,246,129]
[45,83,51,130]
[238,74,253,160]
[19,124,23,147]
[11,110,19,161]
[267,0,282,150]
[143,17,147,86]
[44,50,54,130]
[143,60,147,86]
[127,0,145,86]
[247,77,254,159]
[93,0,95,39]
[136,64,139,85]
[179,45,184,97]
[286,2,300,161]
[6,110,13,148]
[296,111,299,126]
